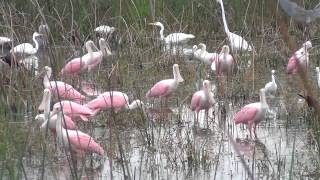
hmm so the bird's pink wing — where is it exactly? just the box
[68,133,104,156]
[62,102,93,118]
[190,93,201,111]
[146,81,170,98]
[61,58,86,75]
[61,115,77,129]
[286,55,297,74]
[86,95,127,110]
[54,83,85,100]
[234,106,258,124]
[210,53,218,63]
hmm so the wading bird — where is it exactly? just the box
[85,91,144,113]
[286,41,312,74]
[190,80,215,125]
[43,66,86,101]
[36,89,76,139]
[10,32,42,55]
[234,88,268,138]
[216,0,253,52]
[213,45,235,76]
[54,105,104,156]
[193,43,218,66]
[0,37,11,45]
[264,70,277,95]
[149,22,195,45]
[146,64,184,104]
[51,100,96,121]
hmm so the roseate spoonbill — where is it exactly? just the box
[55,106,104,156]
[43,66,86,101]
[94,25,115,35]
[216,0,253,52]
[36,89,76,132]
[264,70,277,95]
[286,41,312,74]
[234,88,268,138]
[213,45,235,76]
[146,64,184,103]
[190,80,215,124]
[51,100,96,121]
[85,91,144,113]
[10,32,42,55]
[316,67,320,88]
[60,40,95,75]
[86,38,112,71]
[194,43,218,66]
[149,22,195,45]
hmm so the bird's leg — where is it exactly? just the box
[248,123,253,139]
[253,123,258,139]
[205,110,209,128]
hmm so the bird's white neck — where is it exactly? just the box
[173,67,184,83]
[271,74,275,84]
[159,24,165,41]
[218,0,230,34]
[33,34,39,53]
[55,110,64,146]
[260,90,268,110]
[43,69,51,87]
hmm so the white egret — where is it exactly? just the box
[149,22,195,45]
[216,0,253,52]
[11,32,42,55]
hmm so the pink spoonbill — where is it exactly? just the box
[85,91,144,113]
[190,80,215,124]
[286,41,312,74]
[213,45,235,76]
[43,66,86,101]
[146,64,184,103]
[51,100,96,121]
[234,88,268,138]
[36,89,76,133]
[55,105,104,156]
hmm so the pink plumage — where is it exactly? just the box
[60,57,87,75]
[86,91,129,112]
[67,131,104,156]
[214,45,235,76]
[233,88,268,138]
[47,81,86,101]
[53,101,94,121]
[286,41,312,74]
[146,80,172,98]
[190,80,215,123]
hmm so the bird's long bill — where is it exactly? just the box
[175,68,184,83]
[38,89,51,112]
[148,23,156,26]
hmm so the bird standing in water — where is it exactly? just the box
[234,88,268,138]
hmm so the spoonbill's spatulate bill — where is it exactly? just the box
[216,0,253,52]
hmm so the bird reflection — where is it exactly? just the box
[145,107,173,121]
[234,138,268,160]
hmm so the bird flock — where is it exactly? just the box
[0,0,317,159]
